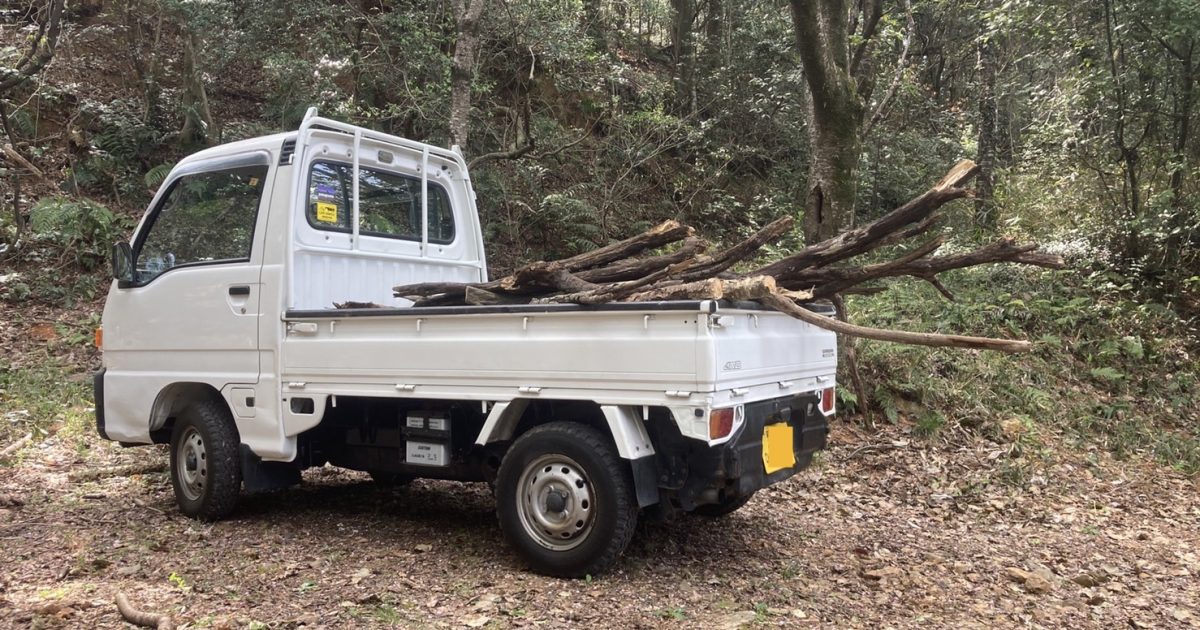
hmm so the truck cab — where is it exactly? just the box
[95,109,836,577]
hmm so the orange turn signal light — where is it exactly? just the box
[94,327,103,349]
[709,408,735,440]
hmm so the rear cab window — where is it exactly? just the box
[306,161,455,244]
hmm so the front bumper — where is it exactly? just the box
[660,392,829,511]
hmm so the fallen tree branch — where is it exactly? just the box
[115,593,176,630]
[2,144,46,179]
[68,461,167,483]
[383,158,1060,360]
[393,219,693,300]
[752,160,979,279]
[554,219,694,271]
[799,237,1065,298]
[0,433,32,459]
[673,216,794,282]
[576,236,708,283]
[758,292,1033,353]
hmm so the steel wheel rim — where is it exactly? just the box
[516,453,595,551]
[175,426,207,502]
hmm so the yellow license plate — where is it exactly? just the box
[762,423,796,474]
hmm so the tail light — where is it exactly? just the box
[710,408,735,440]
[820,387,835,414]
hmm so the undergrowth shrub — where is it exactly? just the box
[849,260,1200,476]
[28,196,129,270]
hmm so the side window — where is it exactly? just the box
[306,161,456,244]
[135,165,268,284]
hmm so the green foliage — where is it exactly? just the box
[144,162,174,189]
[68,99,171,203]
[0,357,94,448]
[852,262,1200,476]
[28,196,129,270]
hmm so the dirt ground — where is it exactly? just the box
[1,420,1197,630]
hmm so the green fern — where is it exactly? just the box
[145,162,175,188]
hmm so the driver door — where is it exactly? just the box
[101,152,273,441]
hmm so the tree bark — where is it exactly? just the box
[975,31,998,228]
[449,0,488,150]
[1164,41,1195,272]
[0,0,64,94]
[760,293,1033,353]
[789,0,866,245]
[752,160,979,279]
[671,0,697,114]
[179,32,215,146]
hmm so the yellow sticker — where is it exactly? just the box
[316,202,338,224]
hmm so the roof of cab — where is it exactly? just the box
[175,131,297,168]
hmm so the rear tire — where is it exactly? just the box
[496,422,637,578]
[169,398,241,521]
[691,491,756,517]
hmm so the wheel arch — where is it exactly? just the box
[478,399,660,508]
[147,382,229,444]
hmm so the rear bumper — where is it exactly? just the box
[93,368,109,440]
[663,392,829,511]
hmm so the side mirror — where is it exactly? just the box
[112,242,134,284]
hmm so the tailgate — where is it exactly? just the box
[701,304,837,393]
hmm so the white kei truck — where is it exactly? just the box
[94,109,837,577]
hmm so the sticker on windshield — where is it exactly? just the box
[315,202,338,224]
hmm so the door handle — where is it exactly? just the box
[229,285,251,297]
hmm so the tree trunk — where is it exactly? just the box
[789,0,865,245]
[670,0,697,114]
[0,100,25,236]
[179,32,215,146]
[583,0,605,48]
[1164,42,1195,271]
[974,35,998,228]
[449,0,488,150]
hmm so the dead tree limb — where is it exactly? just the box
[384,159,1063,356]
[393,220,693,300]
[68,461,167,483]
[759,293,1033,353]
[115,593,176,630]
[751,160,979,278]
[673,216,795,282]
[576,236,708,283]
[0,433,32,459]
[798,237,1065,298]
[0,0,65,94]
[832,294,871,424]
[554,220,694,271]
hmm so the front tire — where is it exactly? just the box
[169,398,241,521]
[496,422,637,578]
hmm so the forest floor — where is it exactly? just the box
[2,406,1198,629]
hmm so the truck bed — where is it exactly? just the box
[280,300,837,408]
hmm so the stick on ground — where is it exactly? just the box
[0,433,32,459]
[115,593,176,630]
[69,461,167,483]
